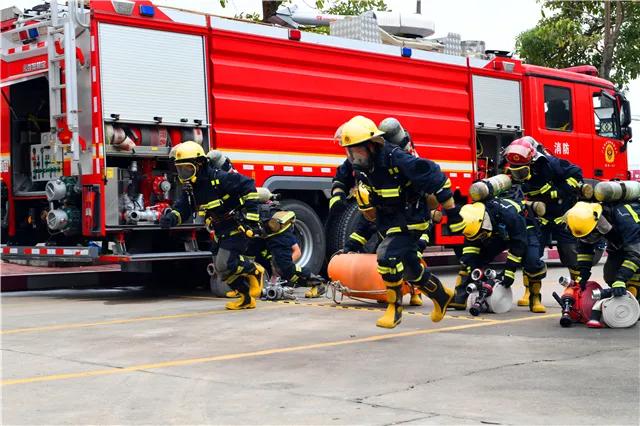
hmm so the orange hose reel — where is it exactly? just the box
[327,253,416,302]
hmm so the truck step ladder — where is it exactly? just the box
[45,0,80,166]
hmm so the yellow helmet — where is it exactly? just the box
[459,202,487,239]
[173,141,205,183]
[173,141,205,162]
[339,115,385,147]
[565,201,603,238]
[354,182,376,222]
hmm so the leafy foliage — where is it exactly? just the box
[516,1,640,88]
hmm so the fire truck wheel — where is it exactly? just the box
[326,201,379,256]
[280,199,325,275]
[326,200,357,256]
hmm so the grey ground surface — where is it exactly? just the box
[2,264,639,425]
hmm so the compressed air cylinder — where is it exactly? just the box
[594,180,640,202]
[378,117,408,147]
[328,253,412,302]
[469,174,512,201]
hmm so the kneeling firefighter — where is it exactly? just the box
[332,115,461,328]
[565,197,640,327]
[450,197,547,313]
[161,141,265,310]
[249,194,326,297]
[208,151,325,299]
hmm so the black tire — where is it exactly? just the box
[280,199,325,275]
[326,201,378,256]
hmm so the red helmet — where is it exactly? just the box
[504,137,536,166]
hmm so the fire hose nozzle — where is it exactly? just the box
[470,268,483,281]
[592,288,613,301]
[466,283,479,294]
[484,269,497,280]
[558,276,572,287]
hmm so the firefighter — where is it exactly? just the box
[331,115,461,328]
[251,198,326,297]
[343,182,427,306]
[504,136,583,305]
[160,141,265,310]
[209,150,325,299]
[565,201,640,327]
[450,198,548,313]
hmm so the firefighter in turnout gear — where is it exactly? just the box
[565,201,640,327]
[207,151,325,299]
[250,199,326,297]
[504,136,583,304]
[332,115,461,328]
[161,141,265,310]
[450,198,548,313]
[343,183,425,306]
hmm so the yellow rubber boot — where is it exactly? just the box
[304,284,326,298]
[225,286,256,310]
[448,270,470,310]
[225,290,239,298]
[529,280,546,313]
[517,275,530,307]
[409,288,423,306]
[247,263,265,298]
[420,275,454,322]
[376,282,403,329]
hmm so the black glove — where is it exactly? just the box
[329,192,347,212]
[612,285,627,298]
[160,211,178,229]
[500,270,515,288]
[417,237,428,252]
[445,206,464,234]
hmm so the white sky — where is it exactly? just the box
[9,0,640,168]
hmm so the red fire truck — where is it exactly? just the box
[0,0,632,280]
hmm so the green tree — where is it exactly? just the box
[516,1,640,88]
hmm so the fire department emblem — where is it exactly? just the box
[603,141,616,164]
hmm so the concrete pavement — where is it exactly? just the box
[1,264,639,425]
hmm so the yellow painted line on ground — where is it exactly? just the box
[0,304,290,335]
[271,300,498,322]
[2,313,558,386]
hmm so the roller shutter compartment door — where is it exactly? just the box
[98,24,208,125]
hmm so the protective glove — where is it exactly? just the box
[329,192,347,212]
[444,206,464,234]
[417,237,428,252]
[160,211,178,229]
[500,270,515,288]
[612,285,627,298]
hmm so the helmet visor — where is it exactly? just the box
[346,144,372,171]
[508,165,531,182]
[175,162,197,182]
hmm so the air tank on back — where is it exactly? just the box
[379,117,410,150]
[469,174,512,201]
[594,181,640,202]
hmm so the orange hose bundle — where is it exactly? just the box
[327,253,413,302]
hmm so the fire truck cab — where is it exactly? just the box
[0,1,632,281]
